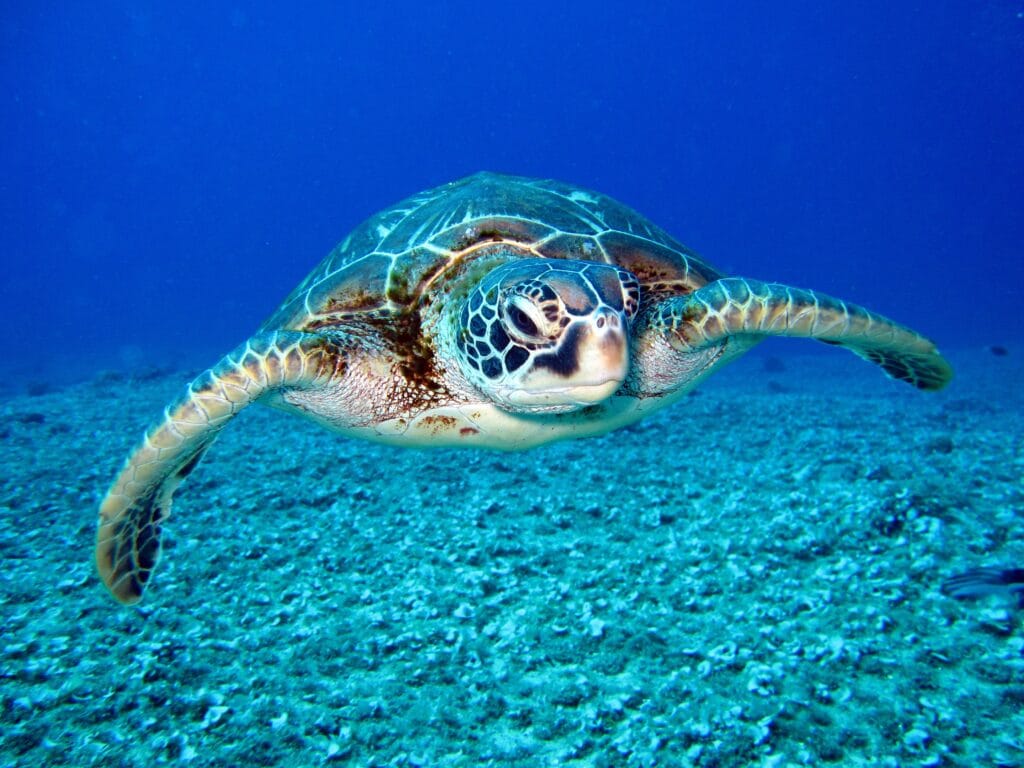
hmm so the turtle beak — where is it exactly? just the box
[509,307,629,408]
[563,307,629,404]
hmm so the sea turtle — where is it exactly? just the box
[96,172,953,603]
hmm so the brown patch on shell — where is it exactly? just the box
[386,218,551,307]
[417,414,458,435]
[431,216,553,253]
[386,246,450,306]
[302,253,391,322]
[535,233,605,262]
[598,231,721,291]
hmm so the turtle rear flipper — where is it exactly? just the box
[95,331,347,604]
[652,278,952,390]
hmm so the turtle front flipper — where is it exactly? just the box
[647,278,953,390]
[96,331,347,604]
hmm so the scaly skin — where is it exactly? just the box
[648,278,953,391]
[95,331,346,603]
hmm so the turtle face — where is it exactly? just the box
[454,259,640,412]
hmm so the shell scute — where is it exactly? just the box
[303,256,391,319]
[429,216,554,253]
[385,246,451,306]
[263,172,722,331]
[535,233,606,263]
[598,230,722,290]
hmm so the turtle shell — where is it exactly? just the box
[262,172,723,332]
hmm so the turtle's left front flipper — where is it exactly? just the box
[95,331,347,604]
[649,278,952,390]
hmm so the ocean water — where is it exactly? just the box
[2,4,1023,767]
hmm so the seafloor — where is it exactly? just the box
[0,346,1021,767]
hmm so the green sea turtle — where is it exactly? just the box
[96,172,953,603]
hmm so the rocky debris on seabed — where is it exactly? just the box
[0,349,1022,767]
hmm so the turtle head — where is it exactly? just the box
[454,258,640,413]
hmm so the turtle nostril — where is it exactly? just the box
[593,309,622,332]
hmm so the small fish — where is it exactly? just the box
[941,567,1024,608]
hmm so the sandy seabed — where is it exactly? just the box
[1,347,1021,767]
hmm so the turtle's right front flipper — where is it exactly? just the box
[95,331,346,604]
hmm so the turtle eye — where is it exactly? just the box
[510,306,538,336]
[505,297,545,339]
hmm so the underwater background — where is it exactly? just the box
[3,2,1023,383]
[1,3,1023,767]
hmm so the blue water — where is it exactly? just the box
[2,3,1022,387]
